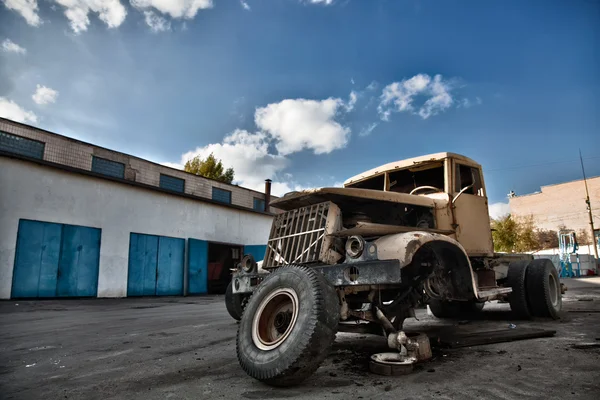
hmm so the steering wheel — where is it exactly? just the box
[410,186,444,195]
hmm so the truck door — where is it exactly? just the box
[452,162,494,256]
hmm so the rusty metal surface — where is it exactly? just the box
[369,353,414,376]
[330,222,454,238]
[270,187,435,210]
[314,260,402,287]
[263,201,342,268]
[435,328,556,348]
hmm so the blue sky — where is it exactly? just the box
[1,0,599,216]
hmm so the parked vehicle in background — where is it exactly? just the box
[227,153,562,386]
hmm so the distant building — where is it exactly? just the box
[509,176,600,244]
[0,117,274,299]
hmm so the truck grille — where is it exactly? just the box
[263,202,342,268]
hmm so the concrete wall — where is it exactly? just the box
[0,157,273,299]
[509,176,600,235]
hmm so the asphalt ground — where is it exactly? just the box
[1,277,599,400]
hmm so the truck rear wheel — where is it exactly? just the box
[236,265,339,387]
[526,259,562,319]
[506,260,532,319]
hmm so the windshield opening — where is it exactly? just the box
[347,173,385,190]
[388,163,445,194]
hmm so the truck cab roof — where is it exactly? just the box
[344,152,481,186]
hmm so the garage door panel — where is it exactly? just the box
[157,237,184,296]
[37,224,62,297]
[57,225,102,297]
[75,227,101,296]
[57,226,80,297]
[142,236,160,295]
[128,233,159,296]
[188,239,208,295]
[12,220,61,298]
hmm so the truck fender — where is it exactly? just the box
[373,232,479,301]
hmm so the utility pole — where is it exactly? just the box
[580,149,598,260]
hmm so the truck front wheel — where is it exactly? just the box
[526,259,562,319]
[225,281,247,321]
[236,265,339,387]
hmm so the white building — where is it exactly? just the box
[0,117,274,299]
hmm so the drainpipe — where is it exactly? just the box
[264,179,272,212]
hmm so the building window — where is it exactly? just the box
[212,187,231,204]
[253,197,265,211]
[91,156,125,179]
[0,131,45,159]
[160,174,185,193]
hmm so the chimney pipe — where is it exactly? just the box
[264,179,272,212]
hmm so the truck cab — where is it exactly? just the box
[343,152,493,256]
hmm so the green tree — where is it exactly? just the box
[491,214,540,253]
[515,216,539,252]
[491,215,519,252]
[535,229,559,249]
[184,153,235,184]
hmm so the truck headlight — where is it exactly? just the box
[345,236,365,259]
[241,254,257,273]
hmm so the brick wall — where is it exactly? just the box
[0,118,275,213]
[509,176,600,235]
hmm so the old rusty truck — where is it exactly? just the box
[227,152,562,386]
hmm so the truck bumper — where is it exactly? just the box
[232,260,402,294]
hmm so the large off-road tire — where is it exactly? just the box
[428,300,484,318]
[526,259,562,319]
[225,281,245,321]
[236,265,339,387]
[506,260,532,319]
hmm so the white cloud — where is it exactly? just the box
[131,0,213,19]
[418,75,453,119]
[378,74,454,120]
[173,129,290,194]
[345,90,358,112]
[359,122,378,137]
[166,92,355,195]
[2,38,26,54]
[306,0,334,5]
[0,97,38,123]
[144,10,171,32]
[255,97,351,155]
[458,97,482,109]
[32,85,59,105]
[489,202,510,219]
[161,161,184,169]
[54,0,127,33]
[2,0,42,26]
[366,81,378,91]
[240,0,250,10]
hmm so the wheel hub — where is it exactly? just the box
[252,288,299,351]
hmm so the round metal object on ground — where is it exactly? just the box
[406,332,432,362]
[252,288,299,351]
[369,353,415,376]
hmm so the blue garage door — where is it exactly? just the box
[188,239,208,295]
[244,245,267,262]
[127,233,185,296]
[12,220,101,298]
